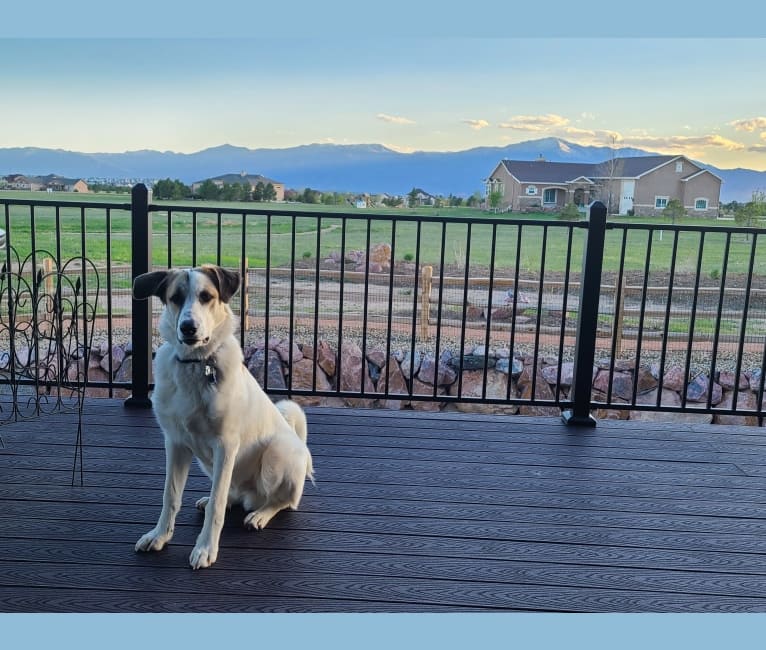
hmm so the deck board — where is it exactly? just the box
[1,399,766,612]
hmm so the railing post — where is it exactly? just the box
[562,201,607,427]
[124,183,153,409]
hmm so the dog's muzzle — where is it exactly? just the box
[178,318,209,346]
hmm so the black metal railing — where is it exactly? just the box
[3,184,766,424]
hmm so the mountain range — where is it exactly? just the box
[1,137,763,203]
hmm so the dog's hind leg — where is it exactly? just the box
[243,441,309,530]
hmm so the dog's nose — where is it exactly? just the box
[179,319,198,337]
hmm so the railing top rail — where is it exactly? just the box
[0,198,131,211]
[146,202,592,228]
[608,221,765,235]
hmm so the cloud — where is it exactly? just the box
[749,144,766,153]
[498,113,569,131]
[730,117,766,132]
[376,113,415,125]
[561,126,622,143]
[462,118,490,130]
[620,134,745,152]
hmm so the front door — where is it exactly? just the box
[619,180,635,215]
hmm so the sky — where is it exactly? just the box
[1,33,765,171]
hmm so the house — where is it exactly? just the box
[39,174,89,193]
[484,155,722,217]
[408,188,435,207]
[191,172,285,201]
[2,174,88,192]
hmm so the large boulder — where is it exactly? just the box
[449,369,518,415]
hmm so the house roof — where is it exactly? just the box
[196,173,282,185]
[589,155,679,179]
[497,155,713,184]
[680,168,723,183]
[499,160,596,184]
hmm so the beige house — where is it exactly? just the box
[2,174,88,192]
[485,155,722,217]
[192,172,285,201]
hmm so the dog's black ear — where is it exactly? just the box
[199,265,241,303]
[133,270,172,302]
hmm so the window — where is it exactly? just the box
[526,185,538,195]
[655,196,669,209]
[695,198,708,210]
[485,179,504,197]
[675,161,683,173]
[543,188,556,204]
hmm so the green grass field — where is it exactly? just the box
[0,190,763,279]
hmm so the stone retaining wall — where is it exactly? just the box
[70,337,765,427]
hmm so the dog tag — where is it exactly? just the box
[205,364,217,385]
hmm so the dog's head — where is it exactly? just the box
[133,265,241,350]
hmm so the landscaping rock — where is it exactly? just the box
[378,356,411,410]
[717,371,749,391]
[629,388,713,423]
[713,390,760,426]
[417,355,457,386]
[685,373,723,405]
[316,340,336,378]
[448,369,517,415]
[338,340,375,407]
[289,359,338,407]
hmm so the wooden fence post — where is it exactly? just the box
[420,265,433,339]
[42,257,54,296]
[241,257,249,330]
[614,274,627,357]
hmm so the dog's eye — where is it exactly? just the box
[199,291,213,304]
[170,292,184,306]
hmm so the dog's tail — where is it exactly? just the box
[275,399,315,485]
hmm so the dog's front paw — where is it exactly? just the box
[189,542,218,570]
[135,527,172,553]
[195,496,209,511]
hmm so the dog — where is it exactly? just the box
[132,264,314,570]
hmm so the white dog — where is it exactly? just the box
[132,265,314,570]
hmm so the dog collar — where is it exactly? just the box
[175,355,218,385]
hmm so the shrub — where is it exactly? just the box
[664,198,686,223]
[558,203,581,220]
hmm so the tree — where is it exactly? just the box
[301,187,320,204]
[488,190,503,211]
[382,196,402,208]
[407,188,420,207]
[592,134,622,214]
[153,178,191,200]
[195,179,220,200]
[735,190,766,239]
[465,191,481,208]
[663,198,686,224]
[253,181,265,202]
[263,183,277,202]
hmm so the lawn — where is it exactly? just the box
[0,190,763,280]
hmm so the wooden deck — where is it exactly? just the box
[1,399,766,612]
